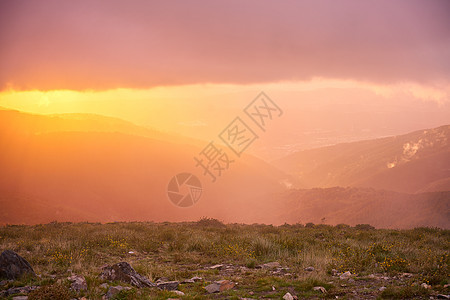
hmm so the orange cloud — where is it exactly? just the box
[1,0,449,91]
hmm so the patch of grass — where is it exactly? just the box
[28,284,73,300]
[0,220,448,299]
[380,285,430,299]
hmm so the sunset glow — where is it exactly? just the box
[1,0,449,226]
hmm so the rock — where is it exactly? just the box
[421,283,431,289]
[283,292,294,300]
[379,286,387,292]
[437,295,450,299]
[261,262,281,269]
[0,280,10,286]
[12,297,28,300]
[156,277,169,283]
[99,262,155,288]
[172,290,185,296]
[205,283,221,293]
[68,274,87,292]
[182,276,202,284]
[0,285,38,297]
[105,286,132,299]
[400,272,413,278]
[204,280,235,293]
[209,264,223,269]
[0,250,36,280]
[313,286,327,293]
[340,271,352,280]
[100,283,109,289]
[156,281,179,291]
[444,284,450,288]
[181,279,195,284]
[304,266,315,272]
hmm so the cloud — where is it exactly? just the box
[1,0,449,90]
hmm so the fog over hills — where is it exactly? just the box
[1,108,448,228]
[274,125,450,193]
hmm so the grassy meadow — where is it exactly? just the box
[0,219,449,299]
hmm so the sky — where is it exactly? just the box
[0,0,449,153]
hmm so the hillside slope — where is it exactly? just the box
[0,109,288,225]
[278,187,449,229]
[274,125,450,193]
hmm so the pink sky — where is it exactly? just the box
[1,0,449,91]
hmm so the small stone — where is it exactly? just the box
[172,290,185,296]
[100,283,109,289]
[12,297,28,300]
[379,287,387,292]
[0,286,38,297]
[209,264,223,269]
[283,292,294,300]
[205,280,234,293]
[437,295,450,299]
[157,281,179,291]
[340,271,352,280]
[99,262,155,288]
[205,283,220,293]
[105,286,131,299]
[216,280,234,291]
[304,267,315,272]
[313,286,327,293]
[421,283,431,289]
[68,274,87,292]
[182,276,202,283]
[261,262,281,269]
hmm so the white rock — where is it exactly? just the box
[173,290,185,296]
[283,292,294,300]
[313,286,327,293]
[340,271,352,279]
[421,283,431,289]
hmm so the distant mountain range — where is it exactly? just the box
[274,125,450,194]
[1,108,448,228]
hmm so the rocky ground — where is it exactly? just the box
[0,220,449,299]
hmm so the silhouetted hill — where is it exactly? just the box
[0,109,288,225]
